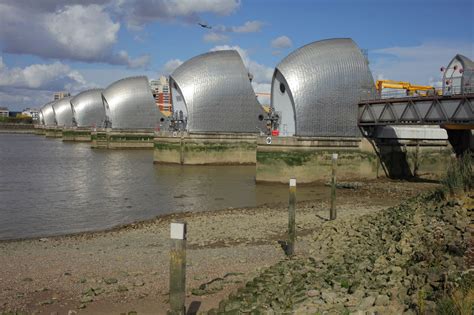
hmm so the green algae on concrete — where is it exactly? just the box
[91,129,155,149]
[257,136,453,183]
[256,136,378,183]
[153,132,258,165]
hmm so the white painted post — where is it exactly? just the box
[330,153,338,220]
[169,221,187,315]
[287,178,296,256]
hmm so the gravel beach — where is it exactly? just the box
[0,180,441,314]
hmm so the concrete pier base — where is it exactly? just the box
[256,136,453,184]
[256,136,378,184]
[34,125,46,135]
[153,132,258,165]
[62,128,92,142]
[91,129,155,149]
[44,126,63,138]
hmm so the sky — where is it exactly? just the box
[0,0,473,111]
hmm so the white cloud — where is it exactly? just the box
[370,40,474,86]
[0,57,88,90]
[214,20,264,33]
[112,51,151,68]
[44,5,119,60]
[271,35,292,49]
[203,32,229,43]
[231,20,263,33]
[252,82,271,105]
[0,3,149,68]
[0,89,53,110]
[162,59,184,75]
[0,57,97,110]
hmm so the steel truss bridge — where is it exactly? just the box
[358,93,474,129]
[358,93,473,156]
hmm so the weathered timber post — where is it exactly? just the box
[376,156,380,179]
[330,153,338,220]
[286,178,296,256]
[168,221,187,315]
[179,134,184,165]
[414,140,420,177]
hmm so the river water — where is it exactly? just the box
[0,134,328,240]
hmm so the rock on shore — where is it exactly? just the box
[211,190,472,314]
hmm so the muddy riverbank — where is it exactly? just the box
[0,180,441,314]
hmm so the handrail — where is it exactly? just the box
[360,86,473,102]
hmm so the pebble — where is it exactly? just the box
[104,278,118,285]
[306,290,320,297]
[375,294,390,306]
[359,296,376,309]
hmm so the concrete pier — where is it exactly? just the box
[256,136,377,184]
[62,127,92,142]
[256,136,453,184]
[153,132,258,165]
[34,125,46,135]
[91,128,155,149]
[44,126,63,138]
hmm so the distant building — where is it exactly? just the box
[21,108,40,121]
[54,91,71,101]
[0,107,9,118]
[150,76,172,112]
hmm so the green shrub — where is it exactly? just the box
[441,153,472,195]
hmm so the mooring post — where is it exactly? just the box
[414,140,420,177]
[376,156,380,179]
[330,153,338,220]
[179,134,185,165]
[286,178,296,256]
[168,221,187,315]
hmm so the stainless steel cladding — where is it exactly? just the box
[38,110,44,125]
[272,38,375,137]
[41,102,56,126]
[102,76,163,129]
[170,50,265,133]
[53,96,74,127]
[443,54,474,94]
[70,89,106,127]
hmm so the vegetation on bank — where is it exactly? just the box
[442,153,472,196]
[0,115,34,124]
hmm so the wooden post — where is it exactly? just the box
[414,140,420,177]
[376,156,380,179]
[179,134,184,165]
[168,221,187,315]
[330,153,338,220]
[286,178,296,256]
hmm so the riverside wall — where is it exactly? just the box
[153,132,258,165]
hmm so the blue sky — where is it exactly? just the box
[0,0,472,110]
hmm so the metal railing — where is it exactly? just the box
[360,86,473,102]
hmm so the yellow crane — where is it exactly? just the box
[375,80,441,96]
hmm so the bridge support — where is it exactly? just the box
[445,128,473,156]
